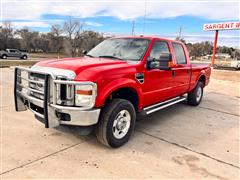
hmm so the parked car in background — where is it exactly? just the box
[231,60,240,70]
[0,49,28,59]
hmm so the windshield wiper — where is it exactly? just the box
[98,55,124,60]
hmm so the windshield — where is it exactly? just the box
[87,38,150,61]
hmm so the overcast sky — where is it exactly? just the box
[1,0,240,47]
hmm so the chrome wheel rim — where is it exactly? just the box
[112,110,131,139]
[196,86,202,102]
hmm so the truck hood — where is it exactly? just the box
[33,57,136,81]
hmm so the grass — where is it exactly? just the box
[0,60,39,68]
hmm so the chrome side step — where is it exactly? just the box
[143,96,186,115]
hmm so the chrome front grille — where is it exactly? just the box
[28,72,45,100]
[18,71,75,106]
[55,78,74,106]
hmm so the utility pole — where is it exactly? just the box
[132,21,135,36]
[142,0,147,35]
[178,26,182,39]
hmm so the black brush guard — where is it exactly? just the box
[14,67,50,128]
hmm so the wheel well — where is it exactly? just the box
[199,75,206,86]
[106,88,139,111]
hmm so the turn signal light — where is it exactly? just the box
[76,89,92,95]
[168,62,174,68]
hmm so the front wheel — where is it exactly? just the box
[95,98,136,148]
[2,54,7,59]
[187,81,204,106]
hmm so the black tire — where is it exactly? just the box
[95,98,136,148]
[21,55,27,60]
[2,54,7,59]
[187,81,204,106]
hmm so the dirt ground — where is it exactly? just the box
[0,67,239,179]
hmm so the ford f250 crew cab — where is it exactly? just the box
[14,36,211,148]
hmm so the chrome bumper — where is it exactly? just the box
[14,67,100,128]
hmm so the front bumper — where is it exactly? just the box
[14,67,100,128]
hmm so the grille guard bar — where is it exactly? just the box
[14,67,52,128]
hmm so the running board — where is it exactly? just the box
[143,96,186,115]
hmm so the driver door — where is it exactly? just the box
[142,40,176,106]
[8,49,18,57]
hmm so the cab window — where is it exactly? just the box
[172,43,187,64]
[148,41,170,61]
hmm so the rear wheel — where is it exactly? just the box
[95,98,136,148]
[21,55,27,60]
[187,81,204,106]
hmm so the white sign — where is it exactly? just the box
[203,22,240,31]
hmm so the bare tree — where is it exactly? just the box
[51,24,62,37]
[38,34,50,53]
[79,31,105,52]
[16,27,32,52]
[49,24,63,58]
[1,21,14,49]
[63,18,83,57]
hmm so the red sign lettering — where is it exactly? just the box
[203,22,240,31]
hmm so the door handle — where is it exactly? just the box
[187,69,190,74]
[172,70,176,77]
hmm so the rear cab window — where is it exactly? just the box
[172,42,187,64]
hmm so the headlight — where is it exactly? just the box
[75,84,97,107]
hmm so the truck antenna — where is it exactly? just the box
[142,0,147,35]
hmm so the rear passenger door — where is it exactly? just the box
[15,50,22,57]
[171,42,191,95]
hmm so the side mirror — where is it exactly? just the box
[146,60,160,69]
[147,53,173,70]
[159,53,173,70]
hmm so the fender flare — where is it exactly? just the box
[196,70,207,87]
[96,78,143,108]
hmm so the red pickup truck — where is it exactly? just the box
[14,36,211,148]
